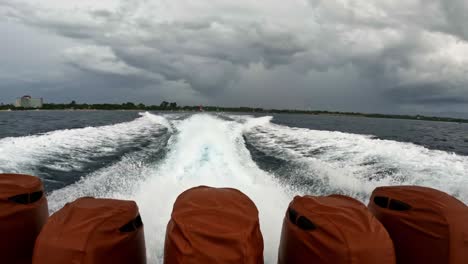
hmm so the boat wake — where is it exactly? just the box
[1,112,467,263]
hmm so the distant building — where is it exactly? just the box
[14,95,43,108]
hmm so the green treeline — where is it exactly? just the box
[1,101,467,123]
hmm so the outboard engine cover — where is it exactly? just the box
[33,197,146,264]
[164,186,264,264]
[278,194,395,264]
[369,186,468,264]
[0,173,48,264]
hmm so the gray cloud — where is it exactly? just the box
[386,83,468,105]
[0,0,468,114]
[439,0,468,40]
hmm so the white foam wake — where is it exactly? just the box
[243,116,468,203]
[0,112,169,176]
[48,113,292,264]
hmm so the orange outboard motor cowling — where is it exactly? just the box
[368,186,468,264]
[278,195,396,264]
[33,197,146,264]
[164,186,264,264]
[0,173,49,264]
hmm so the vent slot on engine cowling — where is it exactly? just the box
[120,214,143,232]
[287,207,316,231]
[296,216,316,231]
[373,196,389,208]
[8,191,43,204]
[288,207,298,223]
[388,199,411,211]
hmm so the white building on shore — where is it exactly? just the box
[15,95,43,108]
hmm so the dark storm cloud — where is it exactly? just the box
[386,83,468,105]
[1,0,468,114]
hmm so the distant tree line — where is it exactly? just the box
[1,101,468,123]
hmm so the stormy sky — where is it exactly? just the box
[1,0,468,115]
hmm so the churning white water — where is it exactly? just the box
[47,113,292,263]
[2,112,467,263]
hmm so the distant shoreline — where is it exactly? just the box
[1,104,467,124]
